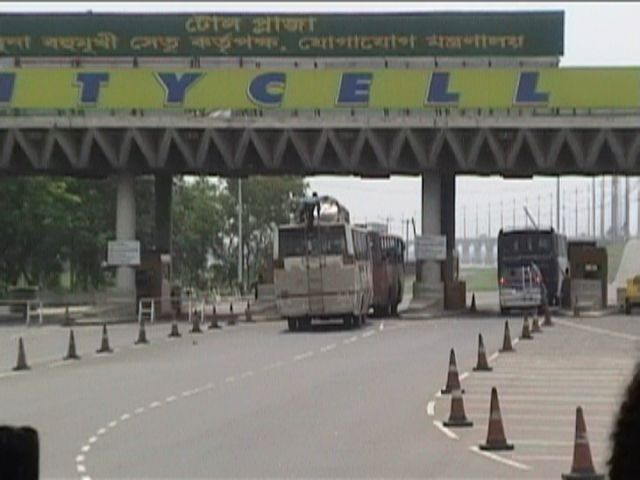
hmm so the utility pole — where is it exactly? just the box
[488,204,491,238]
[575,187,578,237]
[463,205,467,239]
[549,194,553,229]
[513,198,516,228]
[625,176,630,239]
[405,219,409,261]
[475,204,479,237]
[237,177,243,293]
[556,177,560,232]
[537,195,540,227]
[587,190,591,237]
[500,200,504,231]
[601,176,606,239]
[591,177,596,239]
[525,196,528,228]
[612,176,619,239]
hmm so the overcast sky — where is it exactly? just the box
[6,2,640,239]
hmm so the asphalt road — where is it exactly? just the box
[0,311,637,479]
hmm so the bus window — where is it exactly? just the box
[321,226,347,256]
[278,229,306,258]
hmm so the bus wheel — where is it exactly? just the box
[352,314,361,329]
[287,318,297,331]
[299,318,311,331]
[391,303,399,317]
[343,315,352,329]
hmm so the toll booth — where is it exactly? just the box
[565,241,608,310]
[444,251,466,310]
[135,251,173,317]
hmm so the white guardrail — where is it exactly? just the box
[0,299,44,326]
[137,293,254,325]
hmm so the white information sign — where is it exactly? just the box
[107,240,141,266]
[415,235,447,261]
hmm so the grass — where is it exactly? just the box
[460,267,498,292]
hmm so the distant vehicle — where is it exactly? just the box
[273,194,373,331]
[366,230,405,317]
[497,228,569,313]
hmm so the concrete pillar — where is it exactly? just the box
[154,175,173,254]
[115,174,136,296]
[413,172,455,308]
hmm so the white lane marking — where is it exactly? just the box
[463,393,615,403]
[426,401,436,416]
[344,336,358,344]
[320,344,337,353]
[433,420,459,440]
[108,421,117,428]
[379,321,384,331]
[49,360,70,369]
[263,360,284,371]
[97,428,106,435]
[511,439,606,447]
[225,376,236,383]
[513,455,572,461]
[81,476,92,480]
[150,401,161,408]
[469,445,532,471]
[240,371,254,379]
[555,318,640,341]
[202,382,215,391]
[134,407,145,414]
[77,464,86,473]
[181,389,196,397]
[120,413,130,421]
[435,390,442,398]
[513,338,520,346]
[166,395,177,403]
[75,455,85,463]
[88,436,97,444]
[488,352,500,362]
[81,445,90,453]
[0,371,24,379]
[459,371,470,381]
[294,351,313,361]
[362,330,375,338]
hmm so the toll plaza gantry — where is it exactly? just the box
[2,10,640,308]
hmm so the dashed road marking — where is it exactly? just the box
[88,436,97,444]
[149,401,161,408]
[488,352,500,362]
[433,420,459,440]
[344,336,358,345]
[97,428,106,435]
[166,395,177,403]
[459,371,470,381]
[75,455,85,463]
[107,421,117,428]
[320,344,337,353]
[80,445,90,453]
[362,330,375,338]
[470,445,532,471]
[120,413,130,421]
[240,371,254,379]
[379,321,384,331]
[225,376,236,383]
[134,407,145,414]
[555,318,640,341]
[77,464,86,473]
[426,400,436,416]
[294,351,313,361]
[263,360,284,371]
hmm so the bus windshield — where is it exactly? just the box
[279,225,347,257]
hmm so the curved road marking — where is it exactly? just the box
[555,318,640,341]
[426,400,436,416]
[433,420,459,440]
[469,445,532,471]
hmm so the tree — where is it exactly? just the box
[223,176,307,290]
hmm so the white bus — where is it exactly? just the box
[273,195,373,331]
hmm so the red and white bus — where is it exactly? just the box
[366,231,405,317]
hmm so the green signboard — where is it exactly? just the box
[0,11,564,57]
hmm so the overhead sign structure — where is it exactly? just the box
[0,67,638,111]
[415,235,447,261]
[107,240,141,266]
[0,11,563,57]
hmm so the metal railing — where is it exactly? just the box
[0,299,44,326]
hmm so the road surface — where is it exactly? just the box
[0,311,636,479]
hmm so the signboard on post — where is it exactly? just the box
[0,11,564,57]
[107,240,141,266]
[415,235,447,261]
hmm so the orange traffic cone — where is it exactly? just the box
[441,348,465,395]
[96,323,113,354]
[499,321,515,353]
[521,315,533,340]
[13,337,30,371]
[190,311,203,333]
[168,318,181,338]
[473,333,492,372]
[63,329,80,360]
[479,387,513,451]
[470,293,477,313]
[543,303,554,326]
[208,305,221,329]
[135,319,149,345]
[562,407,605,480]
[443,387,473,427]
[531,314,542,333]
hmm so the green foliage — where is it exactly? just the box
[0,174,306,295]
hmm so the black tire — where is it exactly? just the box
[299,318,311,331]
[391,303,399,317]
[500,306,510,315]
[343,315,352,329]
[352,314,361,329]
[625,301,632,315]
[287,318,297,331]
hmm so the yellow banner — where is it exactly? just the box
[1,67,638,110]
